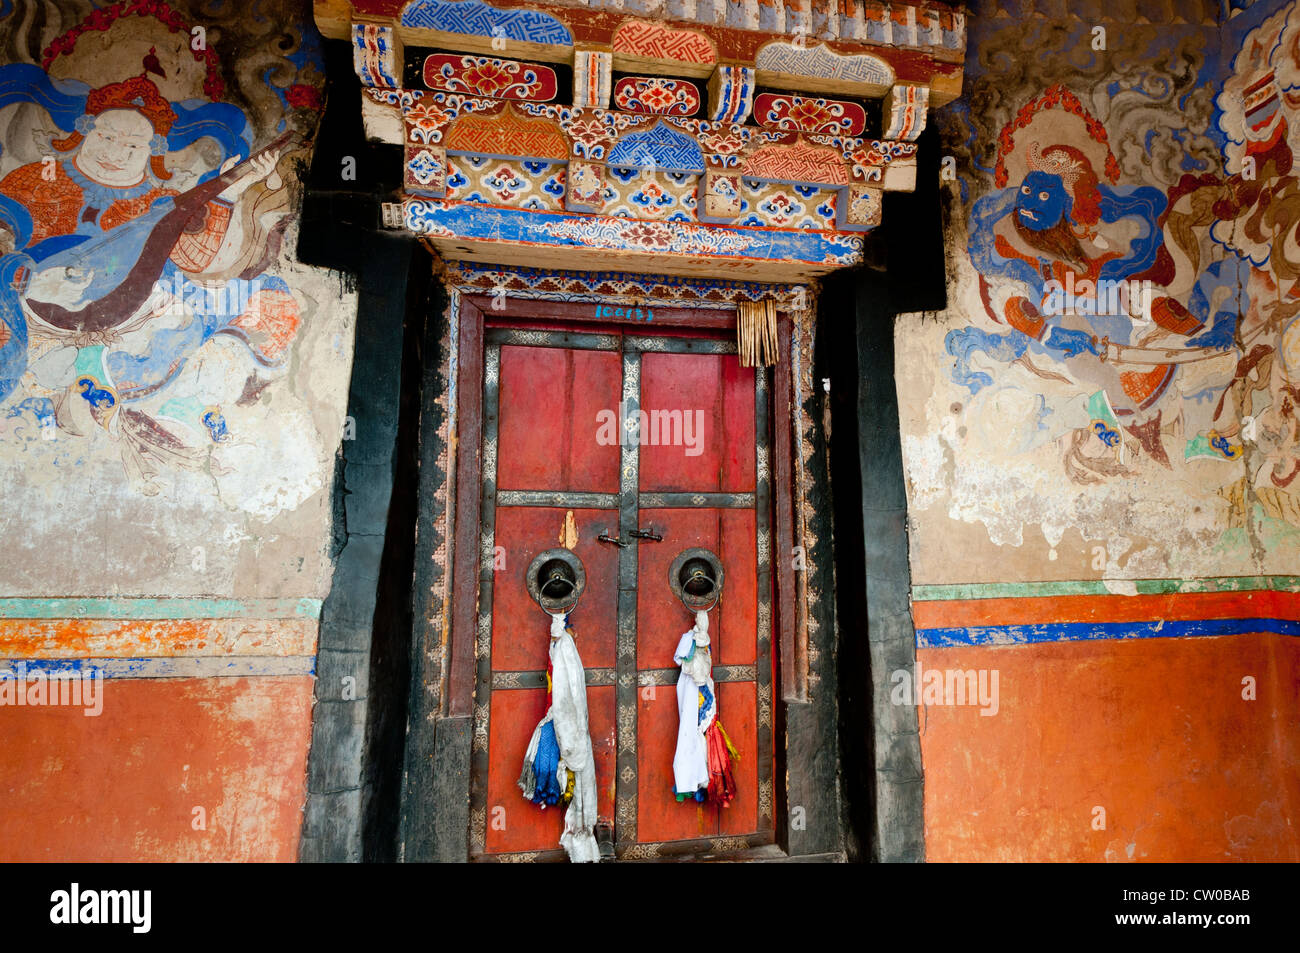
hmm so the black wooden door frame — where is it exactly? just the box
[396,290,848,862]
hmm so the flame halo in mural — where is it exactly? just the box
[943,16,1300,496]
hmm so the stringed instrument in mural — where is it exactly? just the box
[24,130,298,336]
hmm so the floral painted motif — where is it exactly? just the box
[567,115,614,160]
[422,55,558,102]
[754,94,866,137]
[627,179,678,218]
[756,192,804,227]
[405,102,455,143]
[549,217,751,255]
[613,77,701,117]
[446,157,565,212]
[483,165,529,203]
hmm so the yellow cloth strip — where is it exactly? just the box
[716,721,740,761]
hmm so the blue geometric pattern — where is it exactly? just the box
[401,0,573,46]
[607,121,704,174]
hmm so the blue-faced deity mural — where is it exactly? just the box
[944,2,1300,505]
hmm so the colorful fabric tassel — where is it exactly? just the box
[704,720,737,807]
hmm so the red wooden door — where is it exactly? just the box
[469,321,775,860]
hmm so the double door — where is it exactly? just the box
[468,318,775,859]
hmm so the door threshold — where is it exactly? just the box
[632,845,845,863]
[473,844,845,863]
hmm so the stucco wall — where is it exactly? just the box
[0,1,348,861]
[903,0,1300,860]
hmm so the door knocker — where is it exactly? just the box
[519,549,600,862]
[525,548,586,614]
[669,547,724,613]
[667,548,739,806]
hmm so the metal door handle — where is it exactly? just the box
[629,528,663,541]
[598,533,627,547]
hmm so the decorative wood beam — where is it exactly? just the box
[318,0,965,104]
[333,0,959,279]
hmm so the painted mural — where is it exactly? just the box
[904,0,1300,574]
[0,0,341,865]
[0,0,326,499]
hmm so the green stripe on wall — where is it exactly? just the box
[911,576,1300,601]
[0,598,323,620]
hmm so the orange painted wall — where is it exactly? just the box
[918,633,1300,862]
[0,676,313,862]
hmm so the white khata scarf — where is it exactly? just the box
[672,609,715,798]
[518,611,600,863]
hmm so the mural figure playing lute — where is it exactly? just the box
[0,55,307,491]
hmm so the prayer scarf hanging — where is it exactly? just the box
[518,611,600,862]
[672,609,740,805]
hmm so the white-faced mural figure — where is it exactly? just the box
[0,4,316,494]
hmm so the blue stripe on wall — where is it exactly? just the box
[917,617,1300,648]
[0,656,316,678]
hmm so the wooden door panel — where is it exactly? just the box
[639,352,755,493]
[485,686,617,854]
[635,507,717,672]
[496,344,621,493]
[491,506,619,672]
[717,681,759,836]
[469,320,773,859]
[636,686,720,843]
[634,507,757,671]
[716,508,758,666]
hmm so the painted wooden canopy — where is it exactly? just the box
[318,0,965,280]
